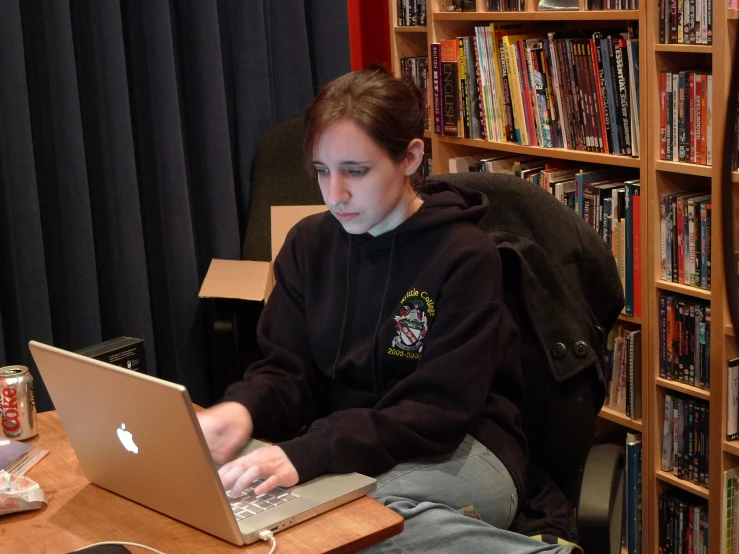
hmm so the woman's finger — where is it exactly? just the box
[231,464,263,496]
[254,473,282,496]
[219,462,247,491]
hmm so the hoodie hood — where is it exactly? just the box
[355,180,489,243]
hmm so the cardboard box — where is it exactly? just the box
[77,336,146,373]
[199,205,327,304]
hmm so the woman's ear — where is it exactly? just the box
[404,138,425,176]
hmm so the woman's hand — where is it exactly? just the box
[218,445,299,496]
[197,401,254,465]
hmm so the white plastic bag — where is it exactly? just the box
[0,469,47,516]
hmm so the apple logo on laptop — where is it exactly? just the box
[116,424,139,454]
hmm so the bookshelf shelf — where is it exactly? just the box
[727,324,735,337]
[618,313,642,324]
[435,136,642,167]
[653,44,713,53]
[432,10,639,21]
[729,9,739,18]
[724,441,739,456]
[656,377,711,401]
[598,405,643,431]
[656,470,710,499]
[423,130,434,139]
[732,171,739,183]
[655,280,712,300]
[394,26,427,33]
[654,160,713,177]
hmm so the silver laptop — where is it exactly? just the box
[28,340,376,546]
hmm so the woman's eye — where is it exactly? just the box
[347,169,367,177]
[315,167,329,176]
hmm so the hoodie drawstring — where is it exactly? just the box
[369,236,396,397]
[331,236,352,379]
[331,234,396,398]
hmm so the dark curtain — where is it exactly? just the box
[0,0,350,412]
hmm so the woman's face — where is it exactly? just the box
[313,120,423,236]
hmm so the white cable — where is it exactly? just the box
[259,529,278,554]
[74,541,167,554]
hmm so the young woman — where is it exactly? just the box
[198,69,576,553]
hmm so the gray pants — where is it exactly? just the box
[361,435,573,554]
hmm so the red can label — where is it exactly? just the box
[1,386,21,436]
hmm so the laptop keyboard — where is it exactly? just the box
[226,480,298,521]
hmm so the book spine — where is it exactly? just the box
[615,38,632,155]
[431,44,443,135]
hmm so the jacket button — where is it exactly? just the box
[552,343,567,359]
[574,341,589,357]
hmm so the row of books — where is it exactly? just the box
[485,0,526,11]
[624,432,643,554]
[659,192,712,290]
[448,156,642,315]
[659,0,713,44]
[583,177,642,317]
[397,0,427,26]
[659,295,711,389]
[587,0,639,9]
[400,56,430,130]
[661,393,710,487]
[605,325,642,419]
[659,490,708,554]
[430,25,640,157]
[659,71,713,166]
[445,0,480,10]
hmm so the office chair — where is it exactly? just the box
[442,171,626,554]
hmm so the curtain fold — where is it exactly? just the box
[0,0,350,411]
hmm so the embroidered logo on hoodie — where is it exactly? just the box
[391,291,435,353]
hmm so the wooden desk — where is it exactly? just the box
[1,412,403,553]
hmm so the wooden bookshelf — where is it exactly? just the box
[655,470,710,500]
[437,136,641,167]
[725,441,739,456]
[599,405,643,432]
[654,159,714,177]
[655,377,711,401]
[390,0,739,548]
[389,0,651,549]
[394,26,428,33]
[654,280,712,300]
[653,44,713,53]
[619,313,642,324]
[647,0,734,548]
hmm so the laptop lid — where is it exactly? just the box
[28,340,245,545]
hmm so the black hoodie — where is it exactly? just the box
[222,181,528,496]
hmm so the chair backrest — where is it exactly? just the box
[439,172,624,506]
[242,117,323,261]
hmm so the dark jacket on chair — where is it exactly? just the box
[442,172,625,539]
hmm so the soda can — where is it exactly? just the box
[0,366,38,440]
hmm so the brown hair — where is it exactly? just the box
[303,68,427,183]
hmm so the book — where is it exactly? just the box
[729,358,739,440]
[0,438,49,476]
